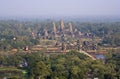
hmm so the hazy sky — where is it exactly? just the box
[0,0,120,17]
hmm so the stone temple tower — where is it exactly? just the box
[53,22,57,35]
[60,20,65,32]
[69,22,74,37]
[69,22,73,33]
[44,29,48,39]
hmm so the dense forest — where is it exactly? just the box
[0,50,120,79]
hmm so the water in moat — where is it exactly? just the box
[96,54,105,59]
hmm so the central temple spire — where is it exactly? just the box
[60,20,65,32]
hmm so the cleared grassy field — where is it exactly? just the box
[0,67,27,79]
